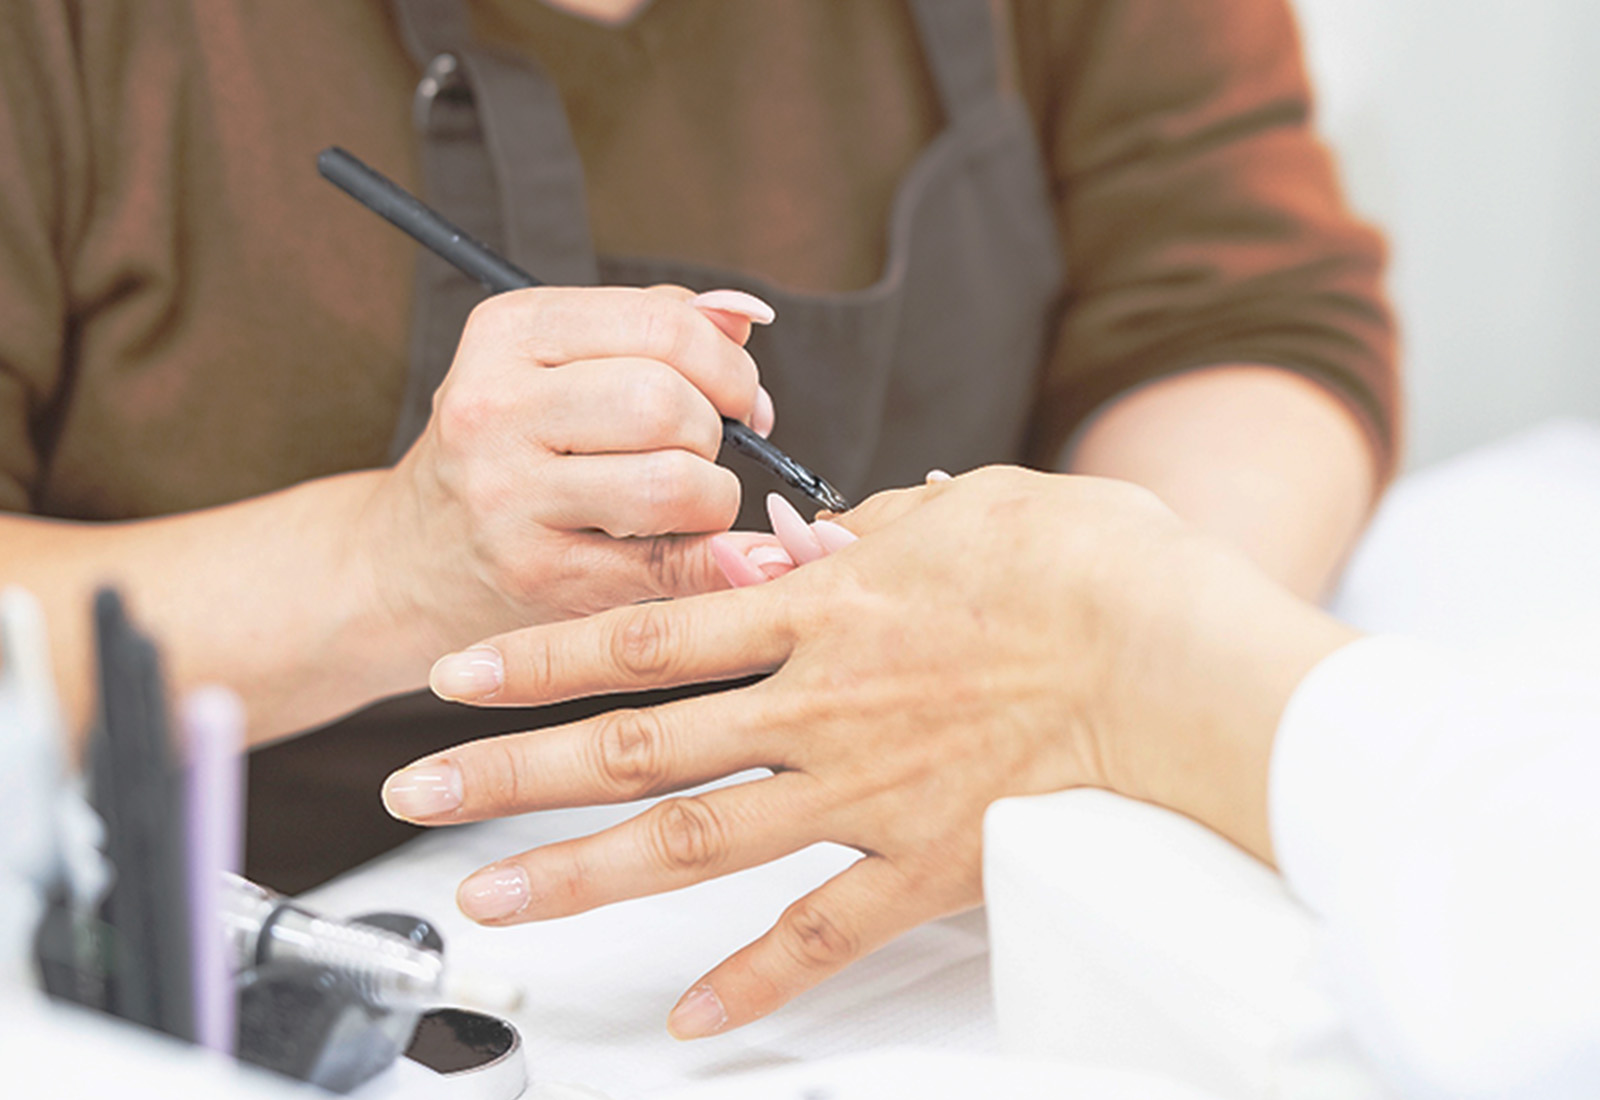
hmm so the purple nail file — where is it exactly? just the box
[182,687,246,1055]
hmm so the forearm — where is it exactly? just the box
[1065,365,1380,600]
[0,471,426,747]
[1100,520,1360,866]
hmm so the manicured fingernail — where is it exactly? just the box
[746,545,795,570]
[691,289,776,325]
[753,386,776,438]
[925,469,953,483]
[382,762,462,820]
[812,519,858,554]
[710,535,767,588]
[766,492,826,564]
[668,984,728,1040]
[430,645,503,701]
[458,865,533,923]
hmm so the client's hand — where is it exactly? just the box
[381,467,1356,1037]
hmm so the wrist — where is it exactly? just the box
[1184,603,1359,866]
[1101,538,1359,865]
[339,464,457,693]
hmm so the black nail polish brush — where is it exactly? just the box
[317,146,851,513]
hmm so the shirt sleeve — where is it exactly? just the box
[0,0,86,514]
[1014,0,1399,476]
[1271,633,1600,1099]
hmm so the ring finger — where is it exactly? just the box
[452,772,828,925]
[384,678,789,824]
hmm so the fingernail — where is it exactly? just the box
[382,762,463,820]
[668,984,728,1040]
[746,545,795,570]
[925,469,953,483]
[710,535,767,588]
[458,864,533,923]
[690,289,776,325]
[812,520,858,554]
[753,386,776,438]
[766,492,826,564]
[430,644,504,702]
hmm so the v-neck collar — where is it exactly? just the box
[535,0,659,31]
[473,0,687,57]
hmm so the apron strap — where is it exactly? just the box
[387,0,598,458]
[906,0,1004,122]
[392,0,471,58]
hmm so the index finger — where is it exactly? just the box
[430,586,799,708]
[465,286,761,425]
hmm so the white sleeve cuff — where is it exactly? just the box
[1267,636,1465,919]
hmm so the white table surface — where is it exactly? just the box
[306,419,1600,1099]
[304,802,994,1098]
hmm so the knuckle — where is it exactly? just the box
[627,369,689,442]
[460,294,515,348]
[505,636,557,701]
[708,465,742,526]
[609,602,682,680]
[971,464,1035,501]
[454,461,512,525]
[625,451,679,530]
[732,352,760,415]
[638,450,732,534]
[638,294,697,367]
[645,534,697,597]
[551,847,597,912]
[472,739,527,812]
[648,797,726,873]
[643,282,694,299]
[433,383,502,448]
[592,708,668,799]
[694,412,725,461]
[464,290,568,367]
[779,899,859,970]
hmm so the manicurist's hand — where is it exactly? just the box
[381,467,1358,1037]
[360,285,776,661]
[0,284,776,743]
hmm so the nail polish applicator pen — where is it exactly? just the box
[317,146,851,514]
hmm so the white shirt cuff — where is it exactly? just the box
[1267,636,1464,918]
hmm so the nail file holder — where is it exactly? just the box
[7,585,528,1095]
[235,911,437,1092]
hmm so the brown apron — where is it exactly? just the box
[246,0,1063,892]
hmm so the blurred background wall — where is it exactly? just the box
[1290,0,1600,468]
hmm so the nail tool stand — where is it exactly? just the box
[0,588,528,1100]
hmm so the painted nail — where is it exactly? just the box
[753,386,776,438]
[382,762,463,820]
[812,519,858,554]
[458,864,533,923]
[710,535,768,588]
[430,644,504,702]
[925,469,953,483]
[690,289,776,325]
[766,492,826,564]
[746,545,796,570]
[668,984,728,1040]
